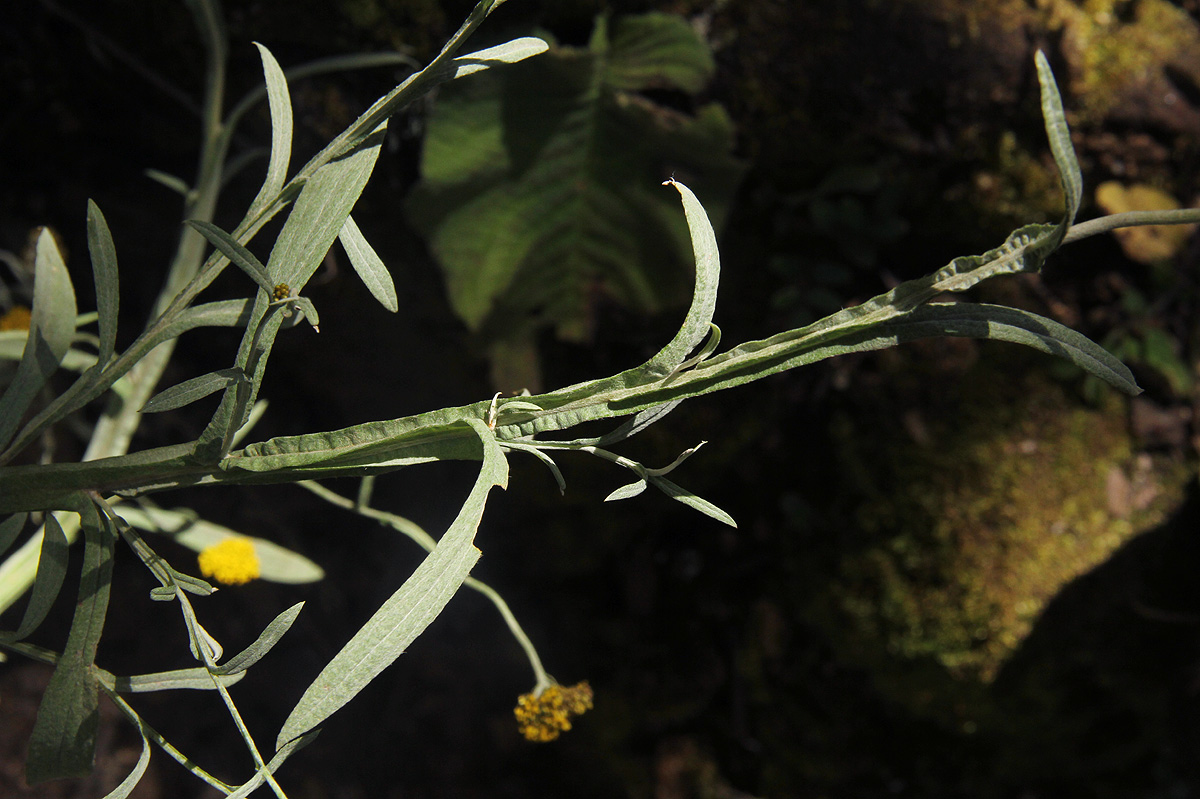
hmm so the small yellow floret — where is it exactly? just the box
[197,538,261,585]
[0,306,32,331]
[513,681,593,742]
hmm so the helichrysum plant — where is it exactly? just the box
[2,0,1199,796]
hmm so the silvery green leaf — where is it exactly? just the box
[144,168,192,197]
[276,417,507,748]
[213,602,304,675]
[605,479,648,501]
[193,126,386,461]
[25,501,114,784]
[288,296,320,331]
[879,302,1139,394]
[107,668,244,693]
[0,229,77,451]
[1035,51,1082,235]
[267,127,386,289]
[226,53,419,137]
[650,476,737,527]
[225,730,319,799]
[437,37,550,80]
[86,201,119,368]
[185,219,274,293]
[152,299,254,344]
[2,513,68,641]
[141,368,246,414]
[95,709,149,799]
[247,43,293,218]
[501,441,565,494]
[339,215,397,312]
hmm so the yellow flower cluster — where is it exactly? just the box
[0,306,31,331]
[197,538,261,586]
[513,681,593,742]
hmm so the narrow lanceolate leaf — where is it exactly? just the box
[878,302,1140,394]
[276,417,508,748]
[86,201,119,368]
[268,126,387,289]
[605,479,648,501]
[25,501,114,784]
[339,215,397,312]
[213,602,305,675]
[0,228,77,451]
[106,668,244,693]
[149,299,255,346]
[500,440,565,493]
[4,512,69,641]
[650,476,737,527]
[437,37,550,81]
[144,168,192,197]
[1035,51,1082,235]
[248,42,293,218]
[649,180,722,377]
[141,368,246,414]
[185,219,274,294]
[193,125,388,463]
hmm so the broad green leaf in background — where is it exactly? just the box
[408,12,743,390]
[0,229,77,450]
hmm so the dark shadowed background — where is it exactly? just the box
[3,1,1200,797]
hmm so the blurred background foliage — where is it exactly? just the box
[3,0,1200,797]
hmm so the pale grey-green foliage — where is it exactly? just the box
[1,5,1198,797]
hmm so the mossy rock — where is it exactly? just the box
[812,349,1189,723]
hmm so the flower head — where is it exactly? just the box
[0,306,31,331]
[513,681,593,742]
[197,537,261,586]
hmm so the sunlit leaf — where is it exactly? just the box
[276,417,507,747]
[213,602,304,675]
[106,668,244,693]
[185,219,274,294]
[2,512,68,641]
[0,229,77,450]
[650,475,736,527]
[247,42,293,218]
[141,368,246,414]
[338,215,397,312]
